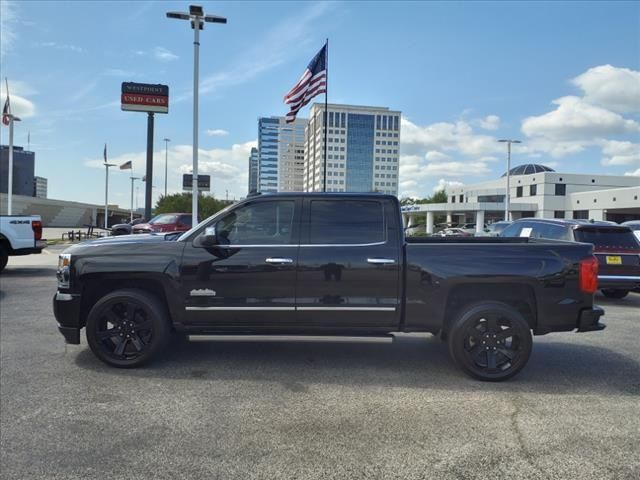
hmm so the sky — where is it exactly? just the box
[1,0,639,206]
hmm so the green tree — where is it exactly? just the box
[154,193,233,221]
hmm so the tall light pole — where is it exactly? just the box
[163,137,171,198]
[130,176,140,222]
[103,163,116,229]
[167,5,227,226]
[498,139,521,221]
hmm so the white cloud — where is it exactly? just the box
[478,115,500,131]
[423,161,491,177]
[572,64,640,113]
[0,83,35,119]
[624,168,640,177]
[205,129,229,137]
[0,1,17,57]
[176,2,334,102]
[38,41,85,53]
[522,95,640,141]
[434,178,464,192]
[84,140,257,200]
[154,46,178,62]
[600,140,640,166]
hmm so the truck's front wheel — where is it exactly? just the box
[448,302,532,381]
[86,289,170,368]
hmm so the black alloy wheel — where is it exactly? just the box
[448,302,532,381]
[601,289,629,299]
[86,289,170,368]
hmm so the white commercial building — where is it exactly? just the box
[402,164,640,234]
[257,116,307,193]
[303,103,401,195]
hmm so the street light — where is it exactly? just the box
[498,139,522,221]
[167,5,227,226]
[130,176,140,222]
[103,162,116,229]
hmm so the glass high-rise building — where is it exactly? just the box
[248,147,259,194]
[257,116,307,193]
[303,104,401,195]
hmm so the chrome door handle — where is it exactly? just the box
[265,257,294,264]
[367,258,396,265]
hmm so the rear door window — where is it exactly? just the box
[309,200,384,244]
[574,228,640,249]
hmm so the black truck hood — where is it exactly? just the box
[62,232,182,255]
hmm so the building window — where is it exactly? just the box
[530,184,537,196]
[451,196,456,203]
[459,194,463,203]
[573,210,589,220]
[554,211,564,219]
[516,186,523,198]
[555,184,566,196]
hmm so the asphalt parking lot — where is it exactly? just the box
[1,255,639,480]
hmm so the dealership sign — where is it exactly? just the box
[121,82,169,114]
[183,174,211,192]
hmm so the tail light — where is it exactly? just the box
[579,256,598,294]
[32,220,43,241]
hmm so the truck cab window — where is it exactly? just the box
[309,200,384,244]
[215,201,295,245]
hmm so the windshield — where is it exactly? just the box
[574,228,640,249]
[148,214,177,225]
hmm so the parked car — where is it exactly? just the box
[622,220,640,242]
[433,227,472,237]
[0,215,46,273]
[501,218,640,298]
[133,213,193,234]
[111,218,146,236]
[53,193,606,381]
[404,223,426,237]
[477,221,512,237]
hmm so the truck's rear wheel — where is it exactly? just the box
[86,289,170,368]
[601,289,628,299]
[448,302,532,381]
[0,243,8,273]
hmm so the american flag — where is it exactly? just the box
[284,44,327,123]
[2,91,10,126]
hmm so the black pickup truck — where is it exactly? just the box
[54,193,605,381]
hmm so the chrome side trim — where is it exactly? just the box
[598,275,640,281]
[186,306,296,311]
[296,306,397,312]
[367,258,396,265]
[185,306,397,312]
[55,293,74,301]
[212,241,387,248]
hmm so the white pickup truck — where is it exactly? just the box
[0,215,46,272]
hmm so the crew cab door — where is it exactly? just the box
[180,199,301,327]
[295,198,401,329]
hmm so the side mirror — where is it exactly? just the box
[196,226,217,247]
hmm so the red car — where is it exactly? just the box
[133,213,193,234]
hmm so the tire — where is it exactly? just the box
[448,302,532,382]
[601,289,629,299]
[0,243,8,273]
[86,289,170,368]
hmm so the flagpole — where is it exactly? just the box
[323,38,328,193]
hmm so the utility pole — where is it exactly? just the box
[498,139,522,222]
[130,176,140,222]
[163,137,171,197]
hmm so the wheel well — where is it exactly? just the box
[0,236,12,254]
[442,283,537,336]
[79,278,174,329]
